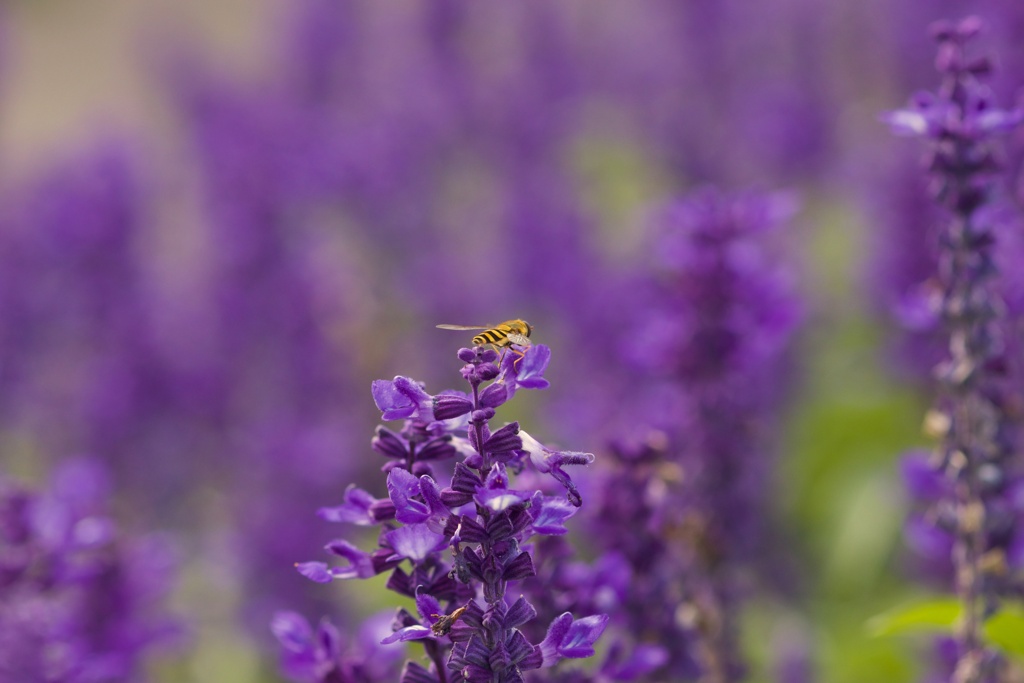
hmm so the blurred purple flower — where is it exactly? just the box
[886,17,1024,681]
[0,458,181,683]
[272,610,403,683]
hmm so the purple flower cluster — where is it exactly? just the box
[272,611,404,683]
[278,344,606,683]
[0,134,371,632]
[559,188,803,682]
[0,458,180,683]
[885,17,1024,683]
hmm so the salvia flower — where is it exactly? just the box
[0,458,180,683]
[617,188,803,681]
[885,17,1024,683]
[550,186,803,682]
[285,342,605,683]
[272,610,404,683]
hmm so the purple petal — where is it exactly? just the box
[381,625,433,644]
[904,515,952,560]
[415,591,443,622]
[318,485,378,525]
[295,561,334,583]
[602,643,668,680]
[557,614,609,659]
[418,475,450,531]
[372,378,415,421]
[401,661,439,683]
[385,524,448,562]
[975,107,1024,133]
[514,344,551,389]
[476,488,530,513]
[270,611,313,652]
[900,451,945,501]
[538,613,572,666]
[322,540,376,579]
[316,618,344,663]
[882,109,929,136]
[388,468,428,524]
[394,376,434,420]
[529,493,576,536]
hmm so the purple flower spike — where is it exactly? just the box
[271,612,339,680]
[282,342,599,681]
[885,18,1024,682]
[0,461,181,682]
[538,612,610,666]
[272,611,404,683]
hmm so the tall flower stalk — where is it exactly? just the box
[279,342,606,683]
[550,188,803,682]
[885,17,1023,683]
[626,190,802,682]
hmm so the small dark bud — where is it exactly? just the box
[472,408,496,422]
[372,426,408,460]
[433,395,474,420]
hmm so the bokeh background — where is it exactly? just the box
[1,1,1023,682]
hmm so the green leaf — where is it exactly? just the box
[985,605,1024,657]
[867,598,961,637]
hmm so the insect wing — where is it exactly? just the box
[505,333,531,347]
[436,324,490,331]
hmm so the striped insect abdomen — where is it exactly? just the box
[472,327,509,347]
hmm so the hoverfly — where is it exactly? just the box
[436,319,533,365]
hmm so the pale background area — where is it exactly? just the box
[0,4,296,680]
[0,0,272,175]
